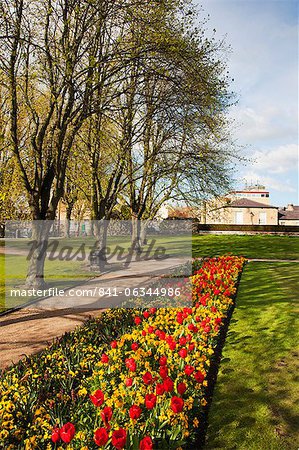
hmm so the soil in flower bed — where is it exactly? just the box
[0,256,245,449]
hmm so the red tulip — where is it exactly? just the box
[134,316,142,325]
[177,382,187,396]
[188,343,195,352]
[111,340,118,349]
[129,405,142,419]
[176,312,184,324]
[101,353,109,363]
[179,336,187,346]
[143,311,150,319]
[90,389,104,407]
[143,371,153,385]
[51,427,60,443]
[159,365,168,379]
[60,422,75,444]
[112,428,127,449]
[101,406,113,425]
[168,341,176,350]
[145,394,156,409]
[125,357,137,372]
[131,342,139,351]
[125,377,133,387]
[139,436,153,450]
[163,377,174,392]
[170,396,184,413]
[184,365,194,376]
[194,371,205,383]
[156,383,165,395]
[159,356,167,366]
[94,427,109,447]
[178,348,188,358]
[155,330,166,340]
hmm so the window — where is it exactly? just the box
[259,212,267,225]
[235,211,243,224]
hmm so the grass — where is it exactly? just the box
[192,234,299,260]
[205,262,299,450]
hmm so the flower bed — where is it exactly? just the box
[0,256,245,449]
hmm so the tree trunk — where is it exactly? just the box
[131,214,142,253]
[0,223,5,238]
[76,220,81,237]
[94,219,109,270]
[140,220,148,245]
[66,204,73,237]
[26,220,52,289]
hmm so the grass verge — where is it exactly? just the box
[192,234,299,260]
[204,262,299,450]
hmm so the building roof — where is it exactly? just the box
[227,198,278,209]
[278,206,299,220]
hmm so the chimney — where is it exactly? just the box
[286,204,294,211]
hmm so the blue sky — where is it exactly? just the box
[196,0,298,207]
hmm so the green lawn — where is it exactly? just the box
[205,262,299,450]
[192,234,299,260]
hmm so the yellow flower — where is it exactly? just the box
[0,429,9,439]
[193,417,199,428]
[76,431,86,441]
[78,387,87,397]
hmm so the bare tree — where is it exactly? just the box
[0,0,140,286]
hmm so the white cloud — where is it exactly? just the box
[241,171,297,194]
[230,106,297,144]
[251,144,298,174]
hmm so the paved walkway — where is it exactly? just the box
[0,257,187,369]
